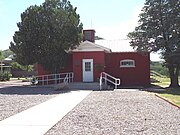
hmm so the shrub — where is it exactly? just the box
[0,72,12,81]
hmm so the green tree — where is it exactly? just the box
[2,49,14,58]
[11,62,33,71]
[10,0,83,73]
[0,50,4,60]
[150,61,169,76]
[0,50,5,73]
[128,0,180,88]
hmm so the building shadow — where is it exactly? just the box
[141,84,180,96]
[0,85,72,95]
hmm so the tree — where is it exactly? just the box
[11,62,33,71]
[0,50,5,73]
[2,49,14,58]
[95,36,104,40]
[10,0,83,73]
[128,0,180,88]
[0,50,4,60]
[150,61,169,76]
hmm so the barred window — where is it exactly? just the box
[120,59,135,67]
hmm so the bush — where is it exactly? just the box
[0,72,12,81]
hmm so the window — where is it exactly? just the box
[85,62,91,71]
[120,59,135,67]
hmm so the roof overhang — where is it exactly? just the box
[72,41,111,53]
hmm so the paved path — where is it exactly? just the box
[0,80,30,88]
[0,90,92,135]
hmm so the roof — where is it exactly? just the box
[95,39,135,52]
[4,55,13,62]
[72,40,111,53]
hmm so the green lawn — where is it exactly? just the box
[151,76,170,88]
[158,88,180,107]
[151,76,180,107]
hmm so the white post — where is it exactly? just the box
[47,75,48,85]
[58,74,60,83]
[42,76,44,85]
[100,73,102,90]
[105,74,107,85]
[72,73,74,82]
[68,73,70,83]
[55,74,57,84]
[100,77,102,90]
[115,80,117,89]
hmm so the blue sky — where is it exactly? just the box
[0,0,161,61]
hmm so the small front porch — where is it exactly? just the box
[32,71,120,91]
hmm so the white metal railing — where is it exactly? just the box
[31,72,74,85]
[63,74,69,84]
[100,72,120,90]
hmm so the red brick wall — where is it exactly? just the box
[105,52,150,86]
[72,51,105,82]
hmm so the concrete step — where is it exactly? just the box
[101,84,114,90]
[31,82,114,91]
[68,82,100,90]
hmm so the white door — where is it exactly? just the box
[82,59,93,82]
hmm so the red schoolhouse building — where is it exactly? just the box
[38,30,150,86]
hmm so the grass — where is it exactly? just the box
[151,76,170,88]
[158,88,180,107]
[151,76,180,107]
[10,77,31,82]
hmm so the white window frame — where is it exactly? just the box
[120,59,135,68]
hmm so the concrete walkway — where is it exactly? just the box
[0,80,30,88]
[0,90,92,135]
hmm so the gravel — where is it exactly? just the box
[45,90,180,135]
[0,86,61,121]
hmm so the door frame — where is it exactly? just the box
[82,59,94,82]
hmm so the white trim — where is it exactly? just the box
[82,59,94,82]
[120,59,135,68]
